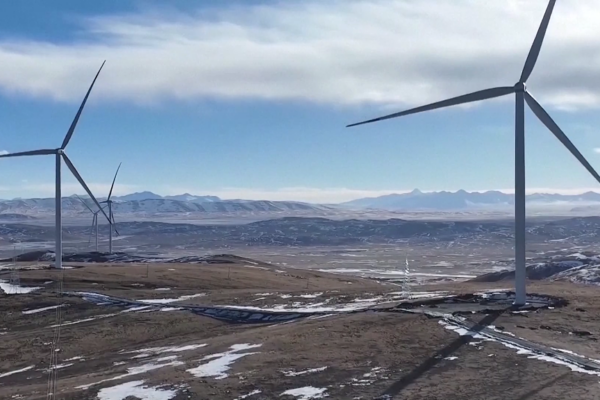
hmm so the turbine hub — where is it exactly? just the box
[56,148,63,155]
[514,82,526,92]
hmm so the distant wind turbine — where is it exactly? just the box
[100,163,122,254]
[347,0,600,305]
[403,250,411,300]
[0,62,111,269]
[77,195,104,252]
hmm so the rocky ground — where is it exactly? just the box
[1,258,600,399]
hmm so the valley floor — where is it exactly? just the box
[1,260,600,399]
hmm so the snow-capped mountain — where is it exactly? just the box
[112,191,164,201]
[164,193,220,203]
[343,189,600,211]
[109,191,221,203]
[0,195,333,216]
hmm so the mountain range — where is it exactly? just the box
[2,189,600,216]
[343,189,600,211]
[112,192,221,203]
[0,193,333,217]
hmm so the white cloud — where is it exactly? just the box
[0,150,8,155]
[0,1,600,110]
[594,148,600,154]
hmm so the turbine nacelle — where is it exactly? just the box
[514,82,526,93]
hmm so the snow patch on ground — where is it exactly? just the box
[553,265,600,286]
[0,365,34,378]
[568,253,589,260]
[235,390,262,399]
[49,363,74,370]
[0,280,41,294]
[121,306,152,313]
[350,367,388,386]
[298,293,323,299]
[53,313,118,328]
[318,268,475,280]
[280,386,328,399]
[96,380,178,400]
[385,291,449,301]
[281,366,327,377]
[187,344,262,380]
[138,293,206,304]
[221,302,371,313]
[64,356,85,362]
[22,305,63,314]
[427,261,455,267]
[489,325,516,337]
[439,320,600,377]
[76,359,184,389]
[222,290,448,313]
[126,343,207,357]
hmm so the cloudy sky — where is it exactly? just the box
[1,0,600,203]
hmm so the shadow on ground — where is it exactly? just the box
[377,308,510,399]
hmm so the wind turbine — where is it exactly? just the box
[76,195,105,252]
[100,163,122,254]
[347,0,600,305]
[0,62,111,269]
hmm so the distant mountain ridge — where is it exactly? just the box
[343,189,600,211]
[3,189,600,215]
[0,192,333,216]
[112,191,221,203]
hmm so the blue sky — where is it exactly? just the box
[1,0,600,203]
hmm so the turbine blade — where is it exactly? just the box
[347,86,515,128]
[110,210,120,236]
[107,162,122,200]
[62,152,113,225]
[61,61,106,149]
[76,194,94,213]
[520,0,556,83]
[0,149,56,158]
[525,92,600,185]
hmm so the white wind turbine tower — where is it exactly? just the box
[402,249,411,300]
[0,62,112,269]
[347,0,600,305]
[100,162,122,254]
